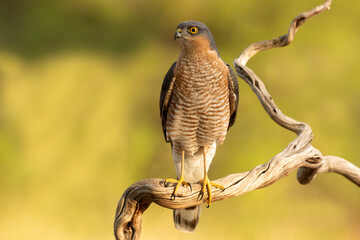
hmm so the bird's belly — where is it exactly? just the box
[166,75,230,156]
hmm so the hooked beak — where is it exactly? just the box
[174,28,182,40]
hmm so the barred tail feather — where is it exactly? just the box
[173,205,201,233]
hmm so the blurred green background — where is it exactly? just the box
[0,0,359,239]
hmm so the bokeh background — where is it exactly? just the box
[0,0,359,239]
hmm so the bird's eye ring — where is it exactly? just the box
[188,27,199,34]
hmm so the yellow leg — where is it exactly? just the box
[165,151,191,197]
[199,147,225,207]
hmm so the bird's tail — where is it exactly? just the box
[173,205,201,233]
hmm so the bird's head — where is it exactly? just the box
[174,20,219,56]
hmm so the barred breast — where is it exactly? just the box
[166,52,230,156]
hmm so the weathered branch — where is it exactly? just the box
[236,0,332,66]
[114,0,360,239]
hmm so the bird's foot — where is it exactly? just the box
[198,176,225,208]
[165,177,192,199]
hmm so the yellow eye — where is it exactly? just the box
[188,27,198,34]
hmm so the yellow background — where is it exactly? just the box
[0,0,359,239]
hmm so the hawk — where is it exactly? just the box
[159,20,239,232]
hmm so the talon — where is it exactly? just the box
[199,176,224,207]
[164,151,192,198]
[199,147,225,207]
[211,182,225,191]
[165,176,191,198]
[165,178,177,186]
[197,190,204,201]
[165,178,179,184]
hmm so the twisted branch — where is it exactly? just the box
[114,0,360,239]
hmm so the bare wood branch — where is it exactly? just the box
[298,156,360,186]
[235,0,333,66]
[114,0,360,239]
[114,150,360,239]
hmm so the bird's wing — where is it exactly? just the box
[226,63,239,129]
[159,61,177,142]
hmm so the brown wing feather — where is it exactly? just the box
[226,63,239,129]
[159,62,177,142]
